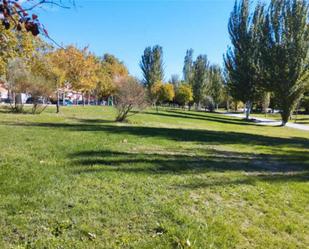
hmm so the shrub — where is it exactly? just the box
[114,77,148,122]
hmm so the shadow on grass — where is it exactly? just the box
[68,117,115,124]
[177,172,309,189]
[142,110,259,127]
[2,119,309,148]
[69,149,309,184]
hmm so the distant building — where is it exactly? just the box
[0,83,8,101]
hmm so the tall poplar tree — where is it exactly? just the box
[192,55,209,109]
[224,0,265,119]
[208,65,224,110]
[140,45,164,89]
[183,49,194,84]
[260,0,309,125]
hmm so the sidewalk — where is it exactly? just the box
[222,113,309,131]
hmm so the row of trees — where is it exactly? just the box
[139,0,309,126]
[0,21,129,113]
[140,46,225,111]
[225,0,309,125]
[183,50,225,111]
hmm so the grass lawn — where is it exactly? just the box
[0,106,308,249]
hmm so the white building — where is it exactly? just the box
[0,84,8,100]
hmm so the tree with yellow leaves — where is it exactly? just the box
[175,84,193,109]
[52,46,99,105]
[160,83,175,103]
[47,50,67,112]
[94,54,128,104]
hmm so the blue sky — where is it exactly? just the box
[38,0,236,80]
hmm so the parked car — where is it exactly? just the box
[60,99,73,106]
[26,98,45,104]
[0,98,11,104]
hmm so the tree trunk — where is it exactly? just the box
[226,99,230,112]
[234,100,238,112]
[245,101,252,120]
[281,107,291,126]
[82,93,85,106]
[62,92,65,106]
[12,92,16,106]
[56,89,60,113]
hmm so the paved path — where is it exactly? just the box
[222,113,309,131]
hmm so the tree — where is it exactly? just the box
[170,74,180,88]
[101,53,128,81]
[150,80,164,110]
[300,93,309,114]
[114,77,148,122]
[175,84,193,108]
[261,92,271,116]
[6,58,31,112]
[0,25,39,78]
[149,82,175,110]
[208,65,223,111]
[29,54,58,114]
[0,0,70,36]
[160,83,175,103]
[0,23,18,77]
[95,53,129,102]
[47,49,67,113]
[56,46,98,105]
[93,66,114,103]
[192,55,209,109]
[140,45,164,89]
[259,0,309,125]
[183,49,194,84]
[224,0,265,119]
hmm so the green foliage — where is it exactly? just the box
[224,0,265,117]
[169,74,180,89]
[208,65,224,108]
[300,94,309,113]
[140,45,164,88]
[183,49,194,84]
[192,55,209,108]
[259,0,309,125]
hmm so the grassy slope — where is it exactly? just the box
[0,106,308,249]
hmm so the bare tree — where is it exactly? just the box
[114,77,148,122]
[6,58,31,112]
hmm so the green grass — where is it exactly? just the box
[0,106,308,249]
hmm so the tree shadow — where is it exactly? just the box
[143,110,258,127]
[177,172,309,189]
[2,121,309,148]
[68,117,114,124]
[69,149,309,185]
